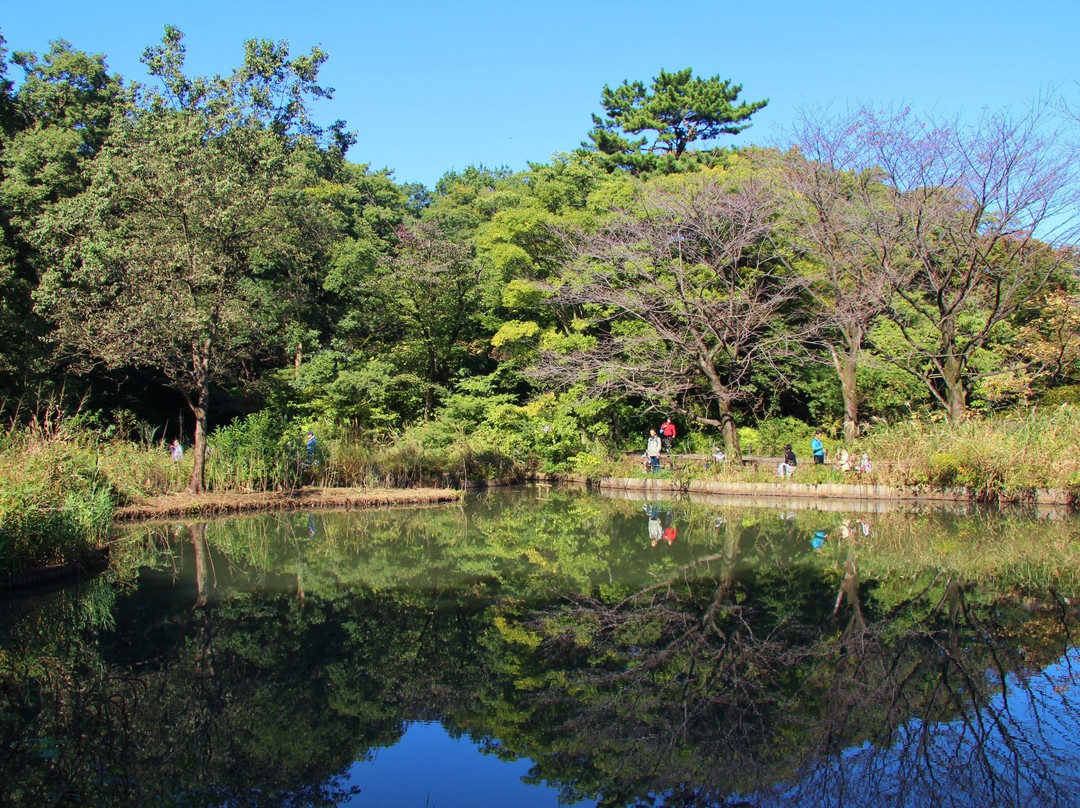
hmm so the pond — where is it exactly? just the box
[3,485,1080,807]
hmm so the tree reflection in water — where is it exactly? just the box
[2,487,1080,807]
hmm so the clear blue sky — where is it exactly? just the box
[3,1,1076,189]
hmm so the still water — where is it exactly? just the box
[4,485,1080,807]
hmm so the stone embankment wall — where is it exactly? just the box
[566,476,1072,507]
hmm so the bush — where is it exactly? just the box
[753,417,816,456]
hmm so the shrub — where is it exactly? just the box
[754,417,816,456]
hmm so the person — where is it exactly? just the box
[706,445,727,470]
[811,432,825,465]
[645,429,662,472]
[777,444,797,477]
[170,439,183,463]
[856,452,871,474]
[659,418,677,454]
[305,430,318,464]
[836,447,852,472]
[645,504,663,545]
[658,510,677,544]
[662,522,677,545]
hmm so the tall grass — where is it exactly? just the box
[0,407,115,576]
[204,410,304,492]
[860,406,1080,499]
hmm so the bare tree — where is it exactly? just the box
[792,102,1080,422]
[774,126,894,440]
[534,171,803,456]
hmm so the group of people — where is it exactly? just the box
[639,420,871,478]
[643,417,677,472]
[644,504,678,546]
[811,517,872,551]
[779,433,870,477]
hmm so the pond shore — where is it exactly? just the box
[548,473,1074,509]
[113,486,463,522]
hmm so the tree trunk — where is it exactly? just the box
[720,398,741,459]
[941,344,967,423]
[424,347,436,420]
[935,314,967,422]
[187,339,212,492]
[189,399,208,493]
[191,521,212,608]
[829,343,860,441]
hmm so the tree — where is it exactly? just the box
[536,168,802,456]
[0,39,123,400]
[775,133,893,440]
[35,28,335,490]
[789,103,1080,422]
[583,68,767,171]
[376,219,483,420]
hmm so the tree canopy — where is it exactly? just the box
[33,28,335,490]
[1,24,1079,472]
[584,67,768,168]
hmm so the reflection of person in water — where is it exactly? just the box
[307,513,317,538]
[645,504,663,546]
[811,530,827,550]
[662,510,677,545]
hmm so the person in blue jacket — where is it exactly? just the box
[811,432,826,465]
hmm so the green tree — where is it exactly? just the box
[584,68,767,170]
[0,38,123,400]
[376,219,484,420]
[34,27,335,491]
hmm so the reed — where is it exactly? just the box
[0,415,115,576]
[859,407,1080,498]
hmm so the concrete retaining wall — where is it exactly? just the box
[586,476,1072,506]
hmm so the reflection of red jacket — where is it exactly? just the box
[659,422,676,438]
[663,527,677,544]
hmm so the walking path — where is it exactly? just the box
[113,486,462,521]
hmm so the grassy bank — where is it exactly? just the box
[3,406,1080,577]
[0,411,115,577]
[610,408,1080,503]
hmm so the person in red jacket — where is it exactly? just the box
[659,417,677,454]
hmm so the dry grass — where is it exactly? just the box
[112,486,462,521]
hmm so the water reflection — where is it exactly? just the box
[2,486,1080,807]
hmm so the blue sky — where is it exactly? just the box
[3,1,1077,189]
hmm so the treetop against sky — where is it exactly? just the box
[3,0,1077,188]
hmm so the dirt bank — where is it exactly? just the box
[113,486,463,522]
